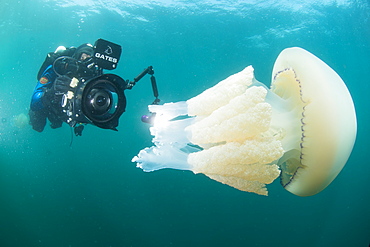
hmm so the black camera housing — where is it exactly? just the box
[63,39,126,131]
[44,39,127,131]
[66,74,127,130]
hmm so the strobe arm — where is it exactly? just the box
[150,75,160,105]
[127,66,160,105]
[127,66,153,88]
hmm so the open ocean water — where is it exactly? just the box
[0,0,369,246]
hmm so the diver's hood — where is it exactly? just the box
[73,43,94,60]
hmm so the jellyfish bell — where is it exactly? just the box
[270,47,357,196]
[132,47,357,197]
[13,113,29,129]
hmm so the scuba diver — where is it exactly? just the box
[29,39,159,136]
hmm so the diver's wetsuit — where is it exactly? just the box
[29,43,96,132]
[29,65,62,132]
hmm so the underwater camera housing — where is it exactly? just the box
[63,74,127,130]
[61,39,127,130]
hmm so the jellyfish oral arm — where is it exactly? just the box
[133,66,284,196]
[132,101,195,172]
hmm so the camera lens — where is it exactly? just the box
[87,89,112,115]
[79,74,127,130]
[96,95,107,106]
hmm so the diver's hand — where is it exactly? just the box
[42,76,72,109]
[42,88,63,110]
[53,75,72,93]
[53,57,79,77]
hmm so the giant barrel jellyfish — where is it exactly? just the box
[132,47,357,196]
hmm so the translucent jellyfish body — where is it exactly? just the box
[132,47,357,196]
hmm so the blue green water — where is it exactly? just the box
[1,0,369,246]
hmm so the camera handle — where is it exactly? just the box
[126,66,160,105]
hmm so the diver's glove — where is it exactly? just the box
[42,75,72,109]
[53,57,79,77]
[53,75,73,94]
